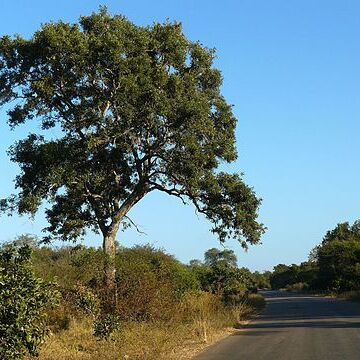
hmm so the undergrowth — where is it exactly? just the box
[29,292,264,360]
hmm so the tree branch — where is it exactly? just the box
[149,182,187,205]
[124,215,147,235]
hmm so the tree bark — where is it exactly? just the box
[103,228,118,310]
[101,187,146,310]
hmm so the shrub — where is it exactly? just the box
[204,263,251,304]
[0,245,59,359]
[115,245,199,321]
[32,246,104,289]
[285,282,309,292]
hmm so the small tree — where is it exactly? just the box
[0,245,59,359]
[200,248,254,303]
[204,247,238,267]
[0,8,264,294]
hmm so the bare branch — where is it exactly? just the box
[124,215,147,235]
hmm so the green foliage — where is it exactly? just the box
[270,264,298,289]
[116,245,200,320]
[270,220,360,293]
[204,247,237,267]
[0,245,59,359]
[0,7,264,252]
[251,271,271,289]
[24,243,201,322]
[31,245,104,288]
[191,248,261,304]
[322,221,360,244]
[304,221,360,291]
[314,223,360,291]
[270,262,317,290]
[209,265,253,304]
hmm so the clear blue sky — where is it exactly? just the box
[1,0,359,271]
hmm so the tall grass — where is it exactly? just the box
[339,291,360,302]
[29,292,264,360]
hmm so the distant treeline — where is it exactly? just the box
[270,219,360,292]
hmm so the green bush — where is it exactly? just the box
[203,263,252,304]
[32,245,104,289]
[0,245,59,359]
[115,245,200,321]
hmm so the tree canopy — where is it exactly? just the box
[0,8,264,286]
[204,247,238,267]
[313,220,360,291]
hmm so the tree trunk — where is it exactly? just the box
[101,190,144,309]
[103,230,118,310]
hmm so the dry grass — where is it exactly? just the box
[32,320,199,360]
[246,293,266,310]
[338,291,360,302]
[28,292,265,360]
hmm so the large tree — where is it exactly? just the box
[0,8,264,292]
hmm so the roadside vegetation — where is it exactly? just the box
[1,235,266,359]
[269,219,360,301]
